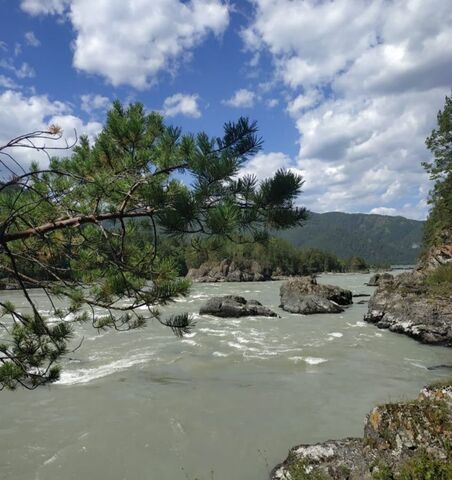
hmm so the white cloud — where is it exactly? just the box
[15,62,35,79]
[21,0,230,89]
[287,88,321,117]
[0,90,101,176]
[20,0,70,16]
[369,207,398,216]
[239,151,303,182]
[162,93,201,118]
[80,93,110,115]
[266,98,279,108]
[243,0,452,219]
[223,88,256,108]
[24,31,41,47]
[0,59,35,79]
[0,75,17,89]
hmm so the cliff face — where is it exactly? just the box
[271,382,452,480]
[364,238,452,346]
[420,243,452,272]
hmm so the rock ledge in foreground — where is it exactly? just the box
[271,382,452,479]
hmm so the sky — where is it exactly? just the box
[0,0,451,220]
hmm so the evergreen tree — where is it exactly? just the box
[0,102,307,389]
[423,94,452,248]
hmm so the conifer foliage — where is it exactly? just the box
[423,94,452,248]
[0,102,307,389]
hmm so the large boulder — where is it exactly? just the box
[199,295,277,318]
[271,382,452,479]
[187,259,271,283]
[279,276,352,314]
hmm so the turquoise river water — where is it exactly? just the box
[0,271,450,480]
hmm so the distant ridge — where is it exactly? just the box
[279,211,424,265]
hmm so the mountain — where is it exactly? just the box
[278,212,424,265]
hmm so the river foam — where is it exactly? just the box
[56,354,150,385]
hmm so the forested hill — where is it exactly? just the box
[278,212,424,265]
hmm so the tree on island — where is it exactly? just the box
[0,102,307,390]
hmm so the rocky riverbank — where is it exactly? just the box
[364,243,452,346]
[271,380,452,479]
[364,271,452,346]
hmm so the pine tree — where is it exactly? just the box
[0,102,307,389]
[423,94,452,248]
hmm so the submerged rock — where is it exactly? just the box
[366,272,394,286]
[271,382,452,479]
[199,295,276,318]
[364,271,452,346]
[279,276,352,314]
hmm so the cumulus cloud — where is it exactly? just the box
[369,207,398,216]
[20,0,70,16]
[162,93,201,118]
[24,31,41,47]
[242,0,452,219]
[239,151,303,182]
[21,0,230,89]
[0,90,101,176]
[223,88,256,108]
[286,88,321,117]
[80,93,110,115]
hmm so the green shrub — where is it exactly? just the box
[425,264,452,296]
[398,450,452,480]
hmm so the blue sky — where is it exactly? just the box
[1,0,451,220]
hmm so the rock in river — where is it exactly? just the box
[199,295,277,318]
[187,259,271,283]
[279,276,353,314]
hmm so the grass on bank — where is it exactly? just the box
[425,264,452,296]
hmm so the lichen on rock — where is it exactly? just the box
[270,381,452,480]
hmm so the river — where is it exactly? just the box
[0,272,450,480]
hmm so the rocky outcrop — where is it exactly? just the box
[279,276,352,314]
[419,241,452,272]
[199,295,277,318]
[187,259,271,283]
[364,271,452,346]
[366,272,394,286]
[271,381,452,479]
